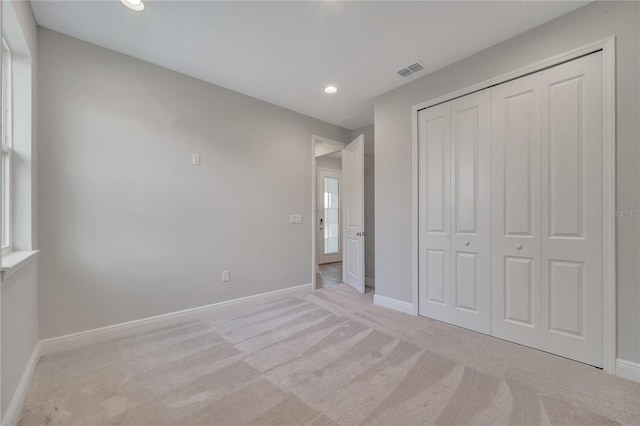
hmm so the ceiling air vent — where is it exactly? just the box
[397,61,425,78]
[408,63,424,73]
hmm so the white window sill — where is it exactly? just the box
[1,250,39,280]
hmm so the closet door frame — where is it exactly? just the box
[411,37,616,374]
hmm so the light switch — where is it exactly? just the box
[222,270,230,282]
[290,214,303,224]
[192,154,200,165]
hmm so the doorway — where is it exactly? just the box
[311,135,365,293]
[316,156,343,288]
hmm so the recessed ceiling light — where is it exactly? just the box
[324,86,338,94]
[120,0,145,12]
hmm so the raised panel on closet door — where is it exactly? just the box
[540,52,603,367]
[449,90,491,334]
[418,103,451,322]
[491,73,542,347]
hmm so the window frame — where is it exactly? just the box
[2,37,13,255]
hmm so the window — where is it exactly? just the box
[2,38,12,253]
[323,176,340,254]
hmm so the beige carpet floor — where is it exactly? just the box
[19,284,640,425]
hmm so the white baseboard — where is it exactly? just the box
[40,283,312,356]
[615,358,640,383]
[1,342,40,426]
[365,277,375,288]
[373,294,415,315]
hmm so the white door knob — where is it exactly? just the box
[516,244,523,250]
[464,241,470,246]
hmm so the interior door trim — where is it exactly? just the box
[410,37,616,374]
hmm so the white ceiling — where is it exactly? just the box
[31,1,588,130]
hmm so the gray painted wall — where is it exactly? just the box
[2,261,39,419]
[37,28,350,339]
[1,0,38,420]
[374,1,640,363]
[351,124,375,282]
[316,155,342,171]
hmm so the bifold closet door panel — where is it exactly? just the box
[491,73,542,347]
[449,90,491,334]
[540,52,604,367]
[418,51,605,367]
[418,103,452,321]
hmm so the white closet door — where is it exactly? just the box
[449,90,491,334]
[491,73,542,348]
[418,103,451,321]
[540,52,604,367]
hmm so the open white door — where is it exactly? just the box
[342,135,365,293]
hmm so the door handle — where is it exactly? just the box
[464,241,470,246]
[356,232,367,237]
[516,244,523,250]
[319,218,324,230]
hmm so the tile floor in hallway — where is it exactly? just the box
[316,262,343,288]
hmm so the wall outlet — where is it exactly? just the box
[222,270,230,282]
[192,154,200,165]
